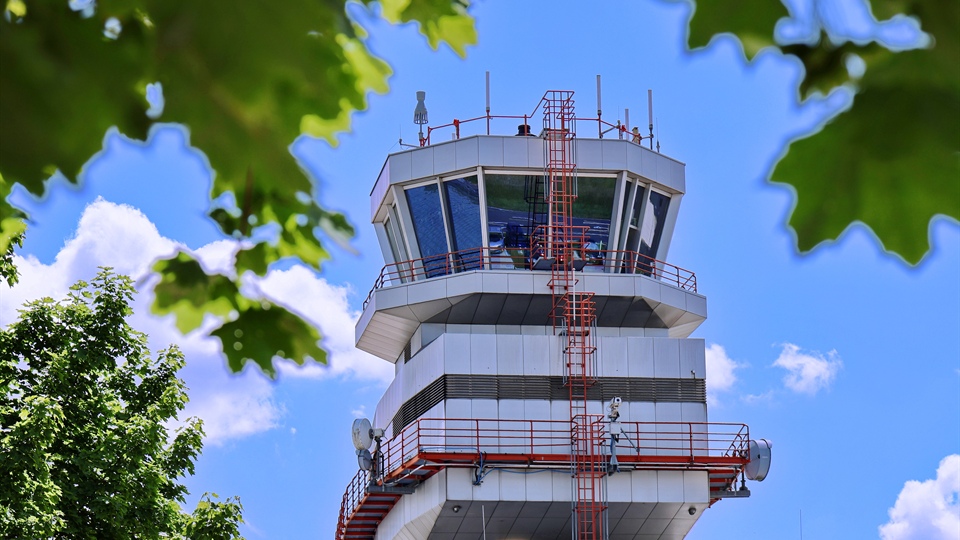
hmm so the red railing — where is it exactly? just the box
[418,111,650,147]
[336,417,750,534]
[362,247,697,309]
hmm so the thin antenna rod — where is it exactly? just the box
[800,509,803,540]
[485,71,491,135]
[482,505,487,540]
[625,108,630,133]
[647,89,654,150]
[596,75,602,138]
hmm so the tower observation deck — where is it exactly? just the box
[336,88,771,540]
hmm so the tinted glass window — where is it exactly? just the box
[443,176,482,271]
[485,174,537,269]
[573,176,615,265]
[638,190,670,260]
[405,184,449,277]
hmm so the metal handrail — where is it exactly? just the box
[362,246,697,309]
[420,110,651,146]
[336,417,750,536]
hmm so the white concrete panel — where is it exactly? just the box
[628,337,655,378]
[434,141,457,173]
[407,279,447,305]
[640,148,657,181]
[472,399,498,419]
[496,334,524,375]
[500,469,526,501]
[523,335,550,375]
[679,339,705,379]
[455,138,479,169]
[389,152,413,183]
[478,137,504,166]
[499,399,525,421]
[596,327,619,337]
[607,472,632,502]
[601,336,629,377]
[603,140,627,170]
[471,324,496,334]
[582,274,610,296]
[609,275,634,296]
[446,272,482,297]
[553,471,572,502]
[526,471,553,501]
[521,325,547,335]
[637,276,662,303]
[653,338,680,379]
[669,159,686,193]
[657,471,685,502]
[503,137,528,167]
[507,272,534,293]
[655,402,683,456]
[527,137,544,168]
[659,282,686,309]
[445,334,471,374]
[376,285,408,309]
[680,402,706,424]
[532,273,552,292]
[683,471,709,503]
[576,139,603,169]
[626,142,643,173]
[525,401,554,454]
[685,292,707,318]
[472,468,500,501]
[411,147,435,179]
[446,468,473,499]
[481,272,509,293]
[471,334,498,374]
[550,400,569,423]
[547,335,565,376]
[632,470,658,501]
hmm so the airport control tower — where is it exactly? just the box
[336,86,771,540]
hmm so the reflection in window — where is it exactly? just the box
[573,176,615,267]
[485,174,535,269]
[629,184,647,228]
[443,176,482,271]
[638,190,670,260]
[405,184,449,277]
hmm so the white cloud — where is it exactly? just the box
[772,343,842,395]
[704,343,745,407]
[256,266,394,385]
[1,199,387,445]
[879,455,960,540]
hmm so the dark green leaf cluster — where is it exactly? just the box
[0,269,243,538]
[678,0,959,263]
[0,0,475,376]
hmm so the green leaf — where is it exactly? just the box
[152,252,241,333]
[211,304,325,377]
[772,46,960,264]
[681,0,789,59]
[382,0,477,57]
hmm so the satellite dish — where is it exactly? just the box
[352,418,373,451]
[745,439,772,481]
[357,449,373,471]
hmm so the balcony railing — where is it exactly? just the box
[363,246,697,308]
[336,417,749,538]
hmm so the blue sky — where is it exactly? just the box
[2,1,958,538]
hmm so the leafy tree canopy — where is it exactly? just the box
[0,268,244,538]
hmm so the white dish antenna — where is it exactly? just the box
[745,438,772,481]
[357,449,373,471]
[352,418,374,451]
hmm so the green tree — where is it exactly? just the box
[0,269,244,538]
